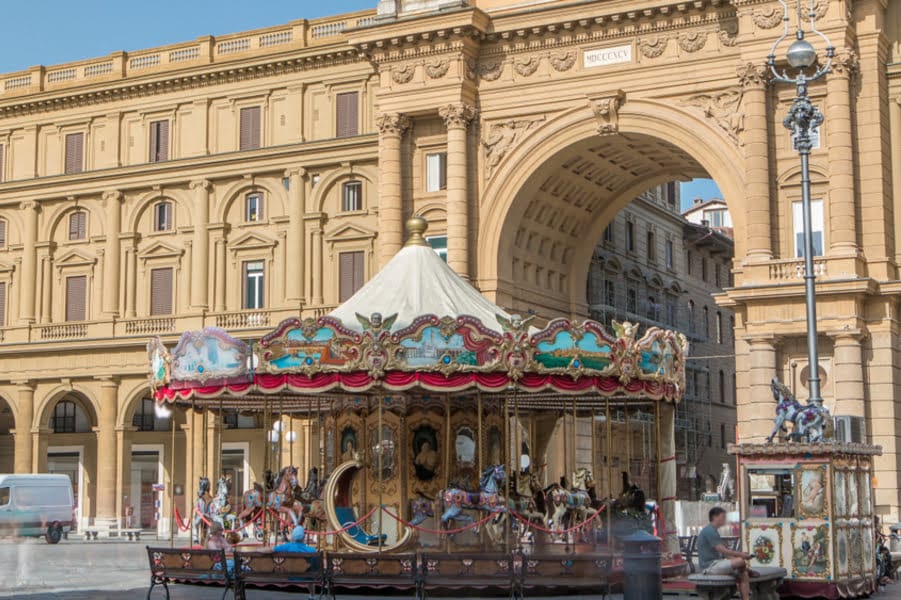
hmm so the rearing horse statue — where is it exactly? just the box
[767,377,830,443]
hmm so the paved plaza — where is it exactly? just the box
[2,537,901,600]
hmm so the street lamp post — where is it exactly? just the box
[766,0,834,407]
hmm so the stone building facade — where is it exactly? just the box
[0,0,898,529]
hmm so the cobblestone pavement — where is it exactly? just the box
[4,537,901,599]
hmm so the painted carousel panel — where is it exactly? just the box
[745,524,783,568]
[796,463,828,519]
[834,469,848,518]
[835,525,850,578]
[790,522,831,580]
[170,327,250,385]
[259,317,360,373]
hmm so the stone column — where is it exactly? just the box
[96,378,119,520]
[190,180,211,311]
[658,401,679,558]
[827,50,859,255]
[13,382,34,473]
[285,169,307,305]
[745,337,778,441]
[311,225,323,305]
[894,95,901,264]
[375,113,411,268]
[439,104,478,279]
[18,201,39,324]
[831,331,866,418]
[125,246,137,318]
[214,239,227,312]
[737,63,772,261]
[101,191,123,317]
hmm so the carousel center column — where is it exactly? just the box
[439,104,477,279]
[376,112,411,268]
[96,377,120,522]
[13,381,34,473]
[658,400,679,558]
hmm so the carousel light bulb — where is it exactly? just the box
[273,421,284,433]
[285,431,298,443]
[268,430,280,443]
[154,403,172,419]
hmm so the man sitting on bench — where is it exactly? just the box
[274,526,316,554]
[697,507,754,600]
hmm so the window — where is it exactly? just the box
[0,144,4,182]
[603,223,614,243]
[701,257,708,282]
[687,300,695,334]
[706,209,725,228]
[666,182,677,207]
[646,231,656,263]
[150,268,173,316]
[705,372,711,397]
[243,261,265,309]
[339,251,364,302]
[665,296,676,326]
[68,211,87,240]
[426,152,447,192]
[245,193,263,222]
[627,287,637,314]
[720,423,726,449]
[702,306,710,339]
[336,92,359,137]
[0,487,8,506]
[716,311,723,344]
[153,202,172,232]
[604,280,615,307]
[132,398,167,432]
[342,181,362,212]
[719,370,726,404]
[732,373,737,405]
[64,133,84,174]
[665,240,673,269]
[793,200,824,258]
[239,106,262,151]
[52,400,76,433]
[0,282,6,327]
[646,296,659,321]
[149,120,169,162]
[714,263,721,287]
[65,275,87,322]
[686,251,693,275]
[625,221,634,252]
[427,236,447,262]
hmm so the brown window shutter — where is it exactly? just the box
[336,92,359,137]
[239,107,261,150]
[69,212,87,240]
[0,220,7,248]
[0,282,7,327]
[0,144,4,182]
[65,275,87,322]
[65,133,84,174]
[150,267,173,315]
[339,252,353,302]
[352,251,364,295]
[150,120,169,162]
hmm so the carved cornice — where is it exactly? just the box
[189,179,212,191]
[831,49,859,78]
[439,104,478,130]
[737,62,769,89]
[588,90,625,136]
[375,112,411,137]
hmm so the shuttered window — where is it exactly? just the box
[149,120,169,163]
[239,106,261,150]
[65,275,87,322]
[244,193,263,222]
[0,220,7,248]
[68,212,87,240]
[0,144,4,182]
[64,133,84,174]
[150,268,173,316]
[336,92,359,138]
[425,153,447,192]
[341,181,362,212]
[338,251,364,302]
[154,202,172,231]
[0,282,7,327]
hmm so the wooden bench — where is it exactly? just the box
[521,552,615,599]
[233,550,324,600]
[421,552,520,600]
[146,546,233,600]
[689,566,786,600]
[326,552,420,599]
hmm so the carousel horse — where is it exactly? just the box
[409,492,435,526]
[268,465,303,532]
[192,476,213,543]
[767,377,830,443]
[508,470,545,525]
[544,468,596,540]
[237,481,266,538]
[209,474,232,527]
[295,467,327,530]
[440,464,507,544]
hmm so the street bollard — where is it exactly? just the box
[891,524,901,553]
[622,529,662,600]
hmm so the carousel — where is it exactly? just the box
[148,216,688,579]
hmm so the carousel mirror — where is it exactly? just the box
[340,426,358,461]
[520,454,531,473]
[412,425,439,481]
[370,424,396,481]
[455,426,476,469]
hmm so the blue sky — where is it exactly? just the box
[1,1,723,207]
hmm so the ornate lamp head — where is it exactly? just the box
[766,0,834,84]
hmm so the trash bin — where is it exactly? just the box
[622,529,662,600]
[890,524,901,553]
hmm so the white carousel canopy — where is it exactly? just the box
[327,217,512,332]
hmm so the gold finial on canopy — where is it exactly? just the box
[404,215,429,247]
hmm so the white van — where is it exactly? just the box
[0,474,74,543]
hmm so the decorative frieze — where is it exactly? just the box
[752,6,783,29]
[639,37,669,59]
[439,104,478,130]
[482,116,545,179]
[549,51,576,72]
[588,90,626,136]
[391,63,416,84]
[681,89,745,145]
[678,31,708,53]
[424,59,449,79]
[375,112,412,137]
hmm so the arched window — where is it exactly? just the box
[702,306,710,339]
[715,311,723,344]
[719,370,726,404]
[0,218,7,248]
[52,401,77,433]
[244,192,263,222]
[132,397,168,432]
[153,201,173,232]
[342,181,362,212]
[687,300,696,334]
[68,211,87,241]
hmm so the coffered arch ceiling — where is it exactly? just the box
[503,132,710,317]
